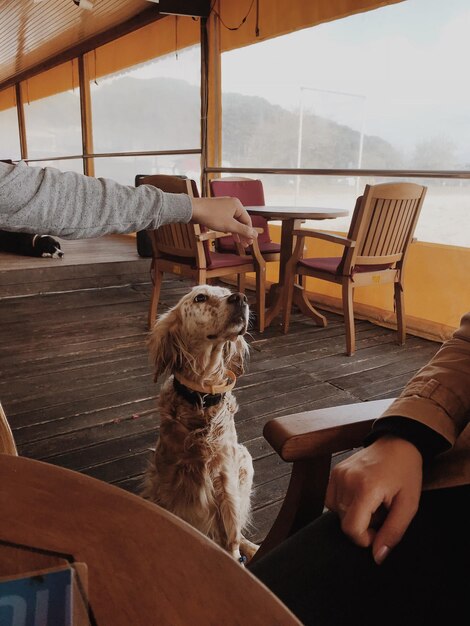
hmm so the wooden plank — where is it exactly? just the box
[328,346,439,394]
[4,369,154,417]
[14,398,158,446]
[23,410,158,460]
[44,429,158,473]
[5,382,157,429]
[0,354,151,404]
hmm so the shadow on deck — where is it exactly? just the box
[0,236,440,544]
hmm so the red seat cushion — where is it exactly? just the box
[253,241,281,254]
[217,238,281,255]
[156,251,250,270]
[300,257,393,276]
[206,251,252,269]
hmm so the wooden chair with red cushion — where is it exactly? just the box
[136,174,267,331]
[281,182,427,355]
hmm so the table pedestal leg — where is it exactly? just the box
[263,217,327,329]
[264,283,327,329]
[264,285,283,327]
[291,284,327,327]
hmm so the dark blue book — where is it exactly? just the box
[0,566,73,626]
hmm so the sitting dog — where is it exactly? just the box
[0,230,64,258]
[143,285,259,564]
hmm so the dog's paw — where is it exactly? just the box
[231,547,246,564]
[240,538,260,564]
[41,250,64,258]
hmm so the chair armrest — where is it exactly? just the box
[196,230,230,242]
[196,227,264,242]
[292,229,355,247]
[263,399,394,462]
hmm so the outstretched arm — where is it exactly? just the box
[0,162,257,244]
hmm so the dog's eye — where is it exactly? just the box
[194,294,208,303]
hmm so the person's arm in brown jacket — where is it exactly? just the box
[325,312,470,564]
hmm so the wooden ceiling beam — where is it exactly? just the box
[0,6,166,92]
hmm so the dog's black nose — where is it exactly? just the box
[228,292,248,305]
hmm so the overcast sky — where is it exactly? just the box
[221,0,470,159]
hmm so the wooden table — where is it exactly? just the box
[246,206,349,328]
[0,455,300,625]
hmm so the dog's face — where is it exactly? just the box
[178,285,249,342]
[36,236,64,258]
[149,285,249,382]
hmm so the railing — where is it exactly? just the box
[24,148,202,165]
[204,166,470,180]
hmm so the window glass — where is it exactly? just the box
[22,64,82,160]
[93,154,201,189]
[221,0,470,246]
[90,46,201,153]
[249,174,470,248]
[0,89,21,160]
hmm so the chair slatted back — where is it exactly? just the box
[343,183,427,271]
[138,174,204,263]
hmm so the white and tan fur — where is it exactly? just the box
[143,285,259,563]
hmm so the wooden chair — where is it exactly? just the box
[0,401,17,455]
[136,174,267,331]
[252,397,394,562]
[281,183,427,355]
[209,177,281,290]
[0,455,300,625]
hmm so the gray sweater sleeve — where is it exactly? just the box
[0,161,193,239]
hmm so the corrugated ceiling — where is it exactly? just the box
[0,0,156,86]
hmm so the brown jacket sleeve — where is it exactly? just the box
[378,312,470,446]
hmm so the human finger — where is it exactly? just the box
[228,219,256,246]
[340,497,381,548]
[324,476,339,513]
[372,491,418,564]
[232,203,253,227]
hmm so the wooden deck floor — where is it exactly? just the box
[0,276,440,544]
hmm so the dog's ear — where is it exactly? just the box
[148,308,184,381]
[224,335,249,377]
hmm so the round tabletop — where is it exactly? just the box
[0,455,300,626]
[245,205,349,220]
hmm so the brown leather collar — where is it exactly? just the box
[172,370,236,409]
[173,370,236,395]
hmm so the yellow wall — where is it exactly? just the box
[88,15,199,80]
[219,0,404,52]
[262,225,469,342]
[0,86,16,113]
